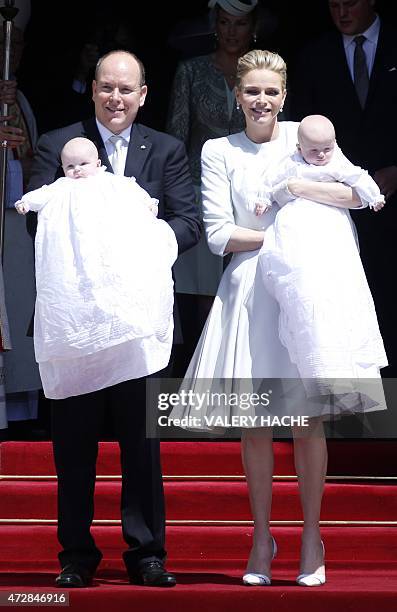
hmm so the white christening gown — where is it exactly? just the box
[23,171,177,399]
[258,150,388,384]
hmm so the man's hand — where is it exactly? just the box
[0,79,18,106]
[374,166,397,201]
[0,114,25,148]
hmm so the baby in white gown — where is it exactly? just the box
[257,115,388,390]
[16,137,178,399]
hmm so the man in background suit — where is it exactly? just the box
[290,0,397,377]
[28,50,201,588]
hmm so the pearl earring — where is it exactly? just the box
[253,33,257,43]
[236,103,240,110]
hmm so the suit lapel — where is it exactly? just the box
[366,23,394,106]
[125,123,152,178]
[331,32,365,113]
[333,34,358,97]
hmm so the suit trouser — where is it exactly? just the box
[51,376,166,574]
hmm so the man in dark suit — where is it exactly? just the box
[290,0,397,377]
[28,50,201,588]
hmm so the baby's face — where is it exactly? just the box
[62,150,101,179]
[299,137,335,166]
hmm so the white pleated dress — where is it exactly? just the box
[23,171,177,399]
[171,123,387,429]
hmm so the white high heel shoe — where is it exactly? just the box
[243,536,277,586]
[296,540,326,586]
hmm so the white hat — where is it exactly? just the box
[207,0,258,17]
[0,0,31,32]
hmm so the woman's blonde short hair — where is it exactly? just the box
[236,49,287,91]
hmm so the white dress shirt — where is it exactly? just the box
[95,120,131,174]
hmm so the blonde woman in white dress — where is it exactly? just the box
[174,50,388,586]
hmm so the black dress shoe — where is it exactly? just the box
[129,561,176,587]
[55,565,93,588]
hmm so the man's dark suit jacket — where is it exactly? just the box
[27,118,201,343]
[290,22,397,176]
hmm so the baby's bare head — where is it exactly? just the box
[61,137,101,179]
[297,115,336,166]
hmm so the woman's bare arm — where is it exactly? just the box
[225,228,265,253]
[288,178,361,209]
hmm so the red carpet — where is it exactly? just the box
[1,480,396,522]
[1,565,397,612]
[1,525,396,570]
[2,440,397,475]
[1,440,396,611]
